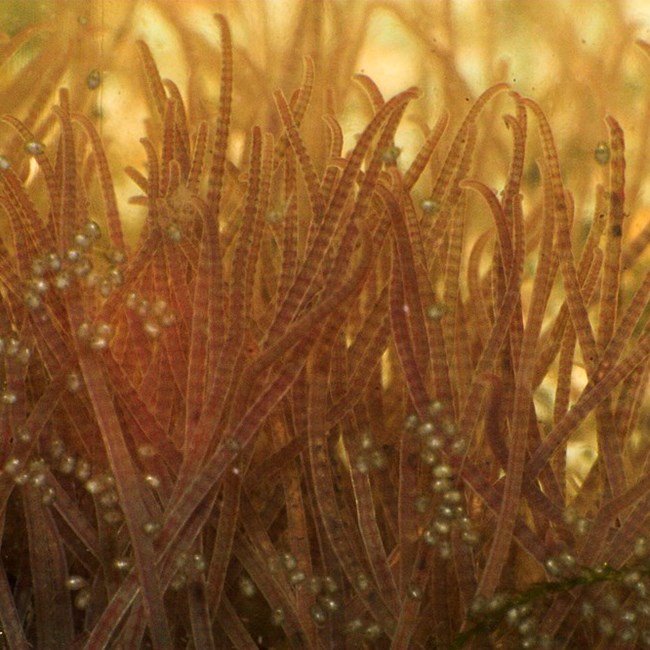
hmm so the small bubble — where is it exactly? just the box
[318,594,339,612]
[271,608,284,626]
[404,414,419,431]
[281,552,297,572]
[239,576,256,597]
[47,252,61,271]
[323,576,338,593]
[310,604,327,625]
[74,588,91,610]
[67,372,82,392]
[432,464,453,479]
[166,223,182,242]
[74,257,92,277]
[77,323,91,340]
[108,248,126,265]
[142,521,160,535]
[4,457,21,475]
[41,486,56,505]
[137,444,157,458]
[420,199,440,215]
[427,304,446,320]
[0,155,10,170]
[53,271,71,290]
[1,391,17,405]
[84,220,101,240]
[65,575,87,591]
[24,141,45,156]
[415,494,431,513]
[58,454,76,474]
[99,490,118,508]
[74,233,90,250]
[419,448,438,465]
[75,459,91,482]
[192,554,206,572]
[289,569,306,585]
[356,572,370,591]
[87,69,101,90]
[89,336,108,351]
[345,618,363,634]
[17,347,31,365]
[144,474,161,489]
[66,248,81,263]
[364,623,382,640]
[5,338,19,356]
[369,448,387,470]
[31,258,46,276]
[23,291,41,310]
[594,141,610,165]
[381,144,401,164]
[143,321,161,338]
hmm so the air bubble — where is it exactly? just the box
[108,249,126,265]
[345,618,363,634]
[74,256,92,277]
[74,233,90,250]
[59,455,76,474]
[356,572,370,591]
[99,490,118,508]
[41,486,55,505]
[2,391,18,405]
[427,304,446,320]
[65,575,87,591]
[0,156,10,170]
[53,271,71,290]
[4,457,21,475]
[74,589,91,610]
[89,336,108,351]
[86,69,101,90]
[166,223,182,242]
[432,464,453,479]
[23,291,41,310]
[319,594,339,612]
[5,338,19,356]
[75,459,91,482]
[310,604,327,625]
[67,372,82,392]
[143,321,161,338]
[142,521,160,535]
[31,258,46,276]
[239,576,256,597]
[105,509,123,525]
[594,141,610,165]
[282,552,297,571]
[108,268,123,286]
[144,474,161,489]
[289,569,306,585]
[47,252,61,271]
[420,199,439,214]
[17,347,31,365]
[369,449,387,469]
[271,608,284,626]
[84,221,101,240]
[25,141,45,156]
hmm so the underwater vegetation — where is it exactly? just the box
[5,0,650,647]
